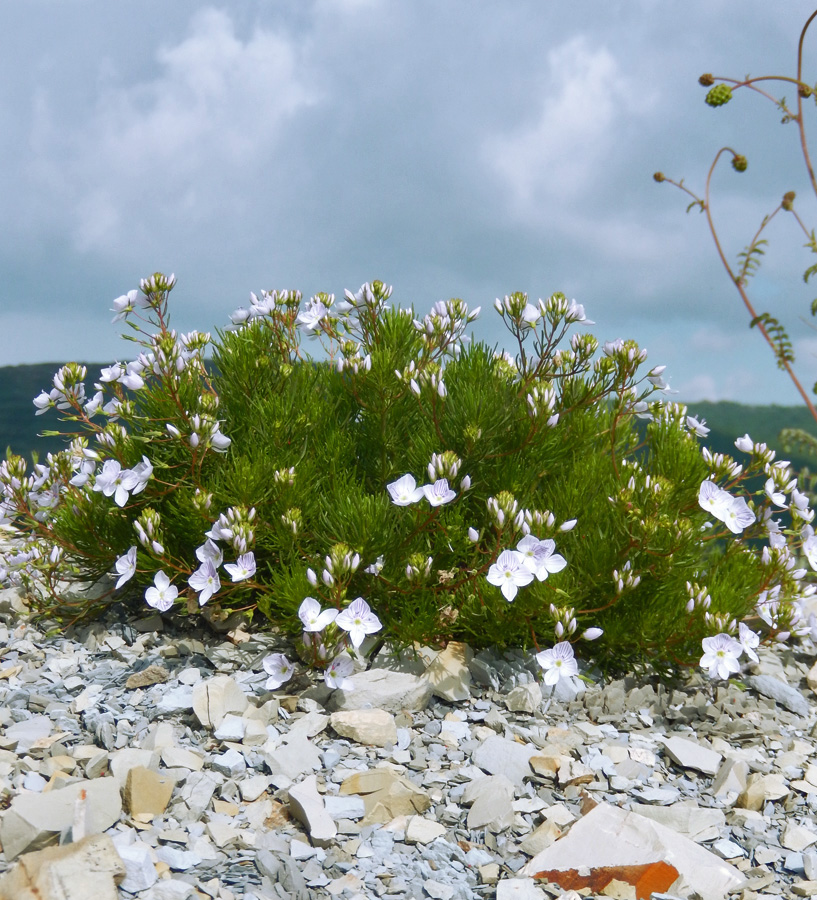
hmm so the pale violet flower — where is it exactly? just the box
[423,479,456,507]
[196,539,224,567]
[145,571,178,612]
[536,641,578,685]
[720,496,755,535]
[224,552,256,582]
[263,653,294,690]
[299,597,339,632]
[94,460,140,507]
[486,550,534,602]
[364,556,384,575]
[738,622,760,663]
[516,536,567,581]
[698,481,731,518]
[700,633,742,680]
[387,474,424,506]
[114,546,137,590]
[792,488,815,523]
[130,456,153,494]
[324,655,355,691]
[336,597,382,649]
[188,560,220,606]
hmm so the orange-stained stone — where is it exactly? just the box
[533,860,679,900]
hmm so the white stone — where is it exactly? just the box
[504,682,541,714]
[472,735,538,788]
[211,748,246,779]
[160,747,204,772]
[239,774,271,803]
[404,816,446,844]
[462,774,515,831]
[117,840,159,893]
[329,709,397,747]
[659,735,722,776]
[521,802,745,900]
[287,774,337,846]
[0,777,123,861]
[422,642,473,702]
[213,713,246,742]
[192,675,249,729]
[495,878,547,900]
[327,669,434,713]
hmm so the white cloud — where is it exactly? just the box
[26,8,319,254]
[482,35,651,213]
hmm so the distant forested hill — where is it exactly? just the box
[1,363,816,474]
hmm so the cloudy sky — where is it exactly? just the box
[3,1,817,406]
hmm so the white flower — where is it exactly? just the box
[387,474,424,506]
[335,597,382,649]
[324,655,355,691]
[145,570,178,612]
[188,560,220,606]
[735,434,754,453]
[516,536,567,581]
[764,478,787,508]
[224,552,256,582]
[486,549,534,602]
[738,622,760,663]
[94,460,140,508]
[299,597,339,632]
[423,478,456,507]
[262,653,294,690]
[536,641,578,685]
[114,546,137,589]
[686,415,709,437]
[803,527,817,571]
[700,633,742,680]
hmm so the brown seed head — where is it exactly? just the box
[699,73,715,87]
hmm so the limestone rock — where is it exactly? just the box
[520,802,745,900]
[495,878,547,899]
[326,669,434,713]
[627,804,725,843]
[423,642,473,702]
[462,774,515,831]
[125,664,169,690]
[329,709,398,746]
[745,674,810,717]
[659,735,722,776]
[736,773,789,811]
[124,766,175,817]
[504,682,542,714]
[192,675,248,729]
[339,768,431,823]
[404,815,447,844]
[287,774,337,846]
[0,833,125,900]
[0,777,122,861]
[115,840,158,893]
[472,734,538,788]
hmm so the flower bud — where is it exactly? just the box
[698,73,715,86]
[731,154,747,173]
[468,527,479,542]
[307,568,318,587]
[582,627,603,641]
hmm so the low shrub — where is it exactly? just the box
[1,274,814,684]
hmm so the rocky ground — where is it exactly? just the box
[0,583,817,900]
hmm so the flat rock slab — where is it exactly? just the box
[627,804,725,843]
[0,833,125,900]
[658,736,722,776]
[1,777,122,861]
[339,768,431,823]
[521,802,745,900]
[472,734,538,788]
[326,669,434,713]
[463,774,515,831]
[533,861,679,899]
[124,766,175,817]
[744,674,810,717]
